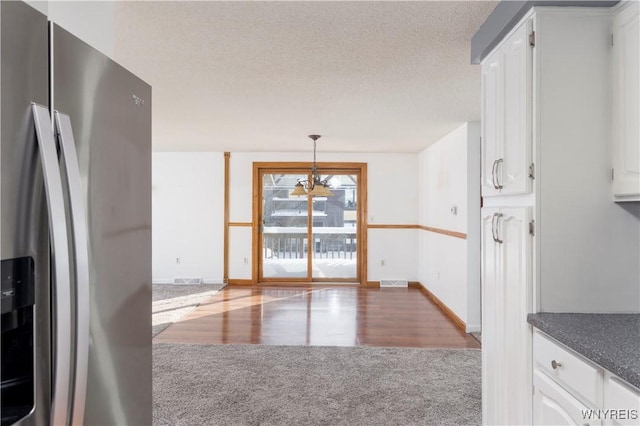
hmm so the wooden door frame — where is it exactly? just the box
[252,162,367,285]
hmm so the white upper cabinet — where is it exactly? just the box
[481,22,532,197]
[482,53,501,196]
[500,23,532,196]
[612,1,640,201]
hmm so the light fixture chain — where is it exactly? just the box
[312,138,318,186]
[289,134,332,197]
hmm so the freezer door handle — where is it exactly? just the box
[55,111,90,426]
[32,103,73,426]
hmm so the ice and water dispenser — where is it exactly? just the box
[1,257,35,426]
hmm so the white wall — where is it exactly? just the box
[368,229,419,282]
[152,152,224,283]
[418,122,480,331]
[152,137,486,323]
[152,151,419,283]
[229,152,419,282]
[151,131,485,322]
[25,0,114,57]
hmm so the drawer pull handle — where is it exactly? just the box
[551,360,562,369]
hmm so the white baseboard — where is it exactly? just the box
[466,324,481,333]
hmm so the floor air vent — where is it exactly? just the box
[380,280,408,288]
[173,278,202,285]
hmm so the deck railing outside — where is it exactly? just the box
[263,227,357,260]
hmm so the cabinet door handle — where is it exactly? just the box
[491,159,499,189]
[491,212,500,243]
[491,213,497,242]
[495,158,504,189]
[551,360,562,369]
[494,213,504,244]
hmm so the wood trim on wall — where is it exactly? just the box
[360,163,368,287]
[252,163,260,283]
[252,161,369,171]
[367,224,420,229]
[228,222,252,227]
[223,152,230,284]
[227,279,254,286]
[366,224,466,239]
[418,225,467,240]
[411,282,467,332]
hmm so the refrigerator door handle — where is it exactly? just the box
[31,103,73,426]
[55,111,90,426]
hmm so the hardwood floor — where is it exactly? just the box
[154,285,480,349]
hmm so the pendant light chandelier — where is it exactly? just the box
[290,135,334,197]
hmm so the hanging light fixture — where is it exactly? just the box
[290,135,334,197]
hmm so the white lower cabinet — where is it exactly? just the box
[482,206,532,425]
[533,331,602,407]
[533,331,640,426]
[534,370,600,426]
[603,373,640,426]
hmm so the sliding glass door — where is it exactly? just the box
[311,173,358,279]
[261,173,310,279]
[257,166,362,283]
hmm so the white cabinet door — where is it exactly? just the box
[612,1,640,201]
[500,23,532,196]
[482,206,532,425]
[481,208,502,425]
[501,207,532,423]
[481,20,532,198]
[482,52,502,197]
[603,372,640,426]
[533,370,599,426]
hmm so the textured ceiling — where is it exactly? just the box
[114,1,497,153]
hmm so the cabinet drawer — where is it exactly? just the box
[533,331,603,407]
[603,373,640,426]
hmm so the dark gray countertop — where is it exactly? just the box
[527,313,640,389]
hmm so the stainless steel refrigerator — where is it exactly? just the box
[1,1,152,425]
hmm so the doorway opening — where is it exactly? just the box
[253,162,366,284]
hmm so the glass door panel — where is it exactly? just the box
[261,173,310,279]
[311,174,358,279]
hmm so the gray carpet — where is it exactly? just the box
[152,284,225,337]
[153,344,481,425]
